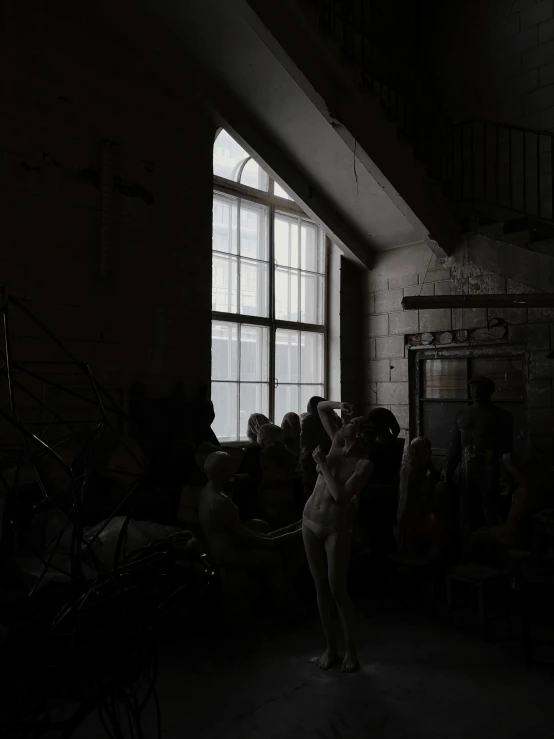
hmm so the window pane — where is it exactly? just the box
[275,267,299,322]
[239,259,269,317]
[211,322,238,381]
[240,325,269,382]
[212,194,237,255]
[213,130,268,192]
[276,329,299,384]
[212,382,239,442]
[275,385,300,424]
[301,273,325,324]
[301,222,323,273]
[472,357,525,401]
[301,332,324,384]
[240,202,268,261]
[274,181,292,200]
[274,214,299,268]
[212,254,237,313]
[300,385,324,415]
[300,332,323,384]
[213,130,249,183]
[422,359,467,399]
[240,158,269,192]
[240,383,270,440]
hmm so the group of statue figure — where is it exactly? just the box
[194,375,536,674]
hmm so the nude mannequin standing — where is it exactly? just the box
[302,401,373,673]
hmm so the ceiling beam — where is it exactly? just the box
[402,294,554,310]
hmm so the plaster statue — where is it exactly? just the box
[198,452,302,608]
[302,400,373,673]
[443,376,513,541]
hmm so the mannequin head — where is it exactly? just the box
[307,396,326,415]
[281,412,300,441]
[204,451,235,486]
[409,437,432,469]
[246,413,270,444]
[339,415,377,455]
[469,376,495,404]
[257,424,284,449]
[368,407,401,442]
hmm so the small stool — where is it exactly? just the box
[446,565,511,639]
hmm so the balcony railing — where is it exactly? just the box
[314,0,554,224]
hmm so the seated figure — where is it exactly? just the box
[464,453,534,567]
[257,424,299,529]
[198,451,303,607]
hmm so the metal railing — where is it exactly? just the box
[314,0,554,224]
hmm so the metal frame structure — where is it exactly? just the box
[0,287,213,738]
[212,142,328,438]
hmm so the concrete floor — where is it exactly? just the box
[78,594,554,739]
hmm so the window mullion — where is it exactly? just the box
[237,198,241,316]
[269,202,276,422]
[297,216,302,326]
[237,323,242,441]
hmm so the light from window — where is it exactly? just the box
[274,214,325,325]
[275,329,324,422]
[212,321,270,442]
[274,181,293,200]
[213,129,269,192]
[212,193,269,318]
[211,130,326,440]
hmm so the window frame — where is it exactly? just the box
[411,344,528,457]
[212,163,328,440]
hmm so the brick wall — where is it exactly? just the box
[362,237,554,491]
[0,1,215,440]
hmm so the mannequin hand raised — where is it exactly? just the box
[312,446,326,465]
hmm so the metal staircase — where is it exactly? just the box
[314,0,554,246]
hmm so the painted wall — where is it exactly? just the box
[0,0,214,441]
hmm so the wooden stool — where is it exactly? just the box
[446,564,511,639]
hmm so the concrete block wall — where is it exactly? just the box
[362,237,554,491]
[0,1,215,441]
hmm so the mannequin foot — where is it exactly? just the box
[341,650,359,673]
[318,648,338,670]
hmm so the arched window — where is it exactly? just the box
[211,129,325,441]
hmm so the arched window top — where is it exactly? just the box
[213,129,269,192]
